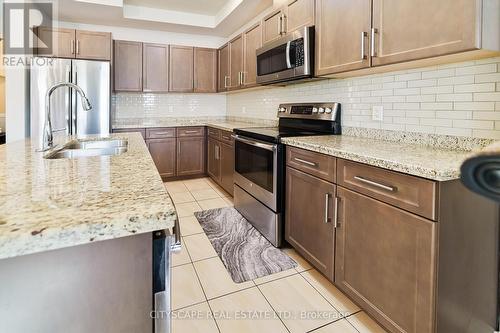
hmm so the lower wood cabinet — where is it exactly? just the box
[335,186,437,333]
[285,166,336,281]
[207,138,221,180]
[147,138,176,178]
[219,142,235,195]
[207,128,234,196]
[177,137,205,176]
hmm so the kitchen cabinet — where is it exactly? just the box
[207,138,221,181]
[371,0,477,67]
[194,48,217,93]
[169,45,194,92]
[36,27,111,60]
[207,127,234,196]
[335,186,437,333]
[315,0,371,75]
[229,35,244,90]
[285,166,336,281]
[143,43,169,92]
[262,8,285,45]
[147,138,176,179]
[219,142,235,196]
[242,23,262,87]
[176,127,206,177]
[218,44,230,92]
[114,40,143,92]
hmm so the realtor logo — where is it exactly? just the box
[3,2,53,55]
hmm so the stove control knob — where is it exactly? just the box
[325,107,332,114]
[318,107,325,114]
[312,107,318,113]
[279,107,287,113]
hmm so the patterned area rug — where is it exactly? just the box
[194,207,297,283]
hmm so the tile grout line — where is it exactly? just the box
[255,283,292,333]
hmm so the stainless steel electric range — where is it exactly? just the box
[233,103,341,247]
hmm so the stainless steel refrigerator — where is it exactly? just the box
[30,57,110,149]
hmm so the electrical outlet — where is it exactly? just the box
[168,105,174,113]
[241,106,247,114]
[372,106,384,121]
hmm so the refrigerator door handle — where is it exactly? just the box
[72,68,78,135]
[66,68,72,135]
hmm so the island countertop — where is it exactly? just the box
[0,133,177,260]
[281,135,485,181]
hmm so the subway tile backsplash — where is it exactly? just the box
[226,57,500,139]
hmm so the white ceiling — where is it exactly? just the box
[55,0,273,37]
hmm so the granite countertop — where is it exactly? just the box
[282,135,481,181]
[0,133,177,260]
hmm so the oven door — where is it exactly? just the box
[233,135,278,211]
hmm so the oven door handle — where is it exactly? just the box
[233,134,277,152]
[286,41,292,69]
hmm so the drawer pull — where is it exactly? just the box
[354,176,396,192]
[183,130,199,134]
[324,193,331,224]
[294,157,317,167]
[222,135,231,140]
[151,132,172,136]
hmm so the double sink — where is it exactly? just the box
[44,139,128,159]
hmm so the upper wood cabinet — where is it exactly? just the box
[242,23,262,87]
[218,44,230,92]
[371,0,478,67]
[169,45,194,92]
[315,0,371,75]
[143,43,169,93]
[36,27,111,60]
[336,187,437,333]
[75,30,112,60]
[229,35,244,90]
[194,48,217,93]
[114,40,143,92]
[283,0,315,34]
[262,9,285,45]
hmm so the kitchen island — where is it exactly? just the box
[0,133,177,333]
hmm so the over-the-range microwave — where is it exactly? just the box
[256,26,314,85]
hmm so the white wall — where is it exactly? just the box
[227,57,500,139]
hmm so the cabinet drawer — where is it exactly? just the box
[207,127,221,139]
[337,159,437,220]
[146,128,176,139]
[286,147,336,183]
[177,127,205,137]
[220,130,234,146]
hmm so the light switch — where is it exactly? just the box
[372,106,384,121]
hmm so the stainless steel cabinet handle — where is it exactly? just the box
[361,31,367,60]
[324,193,331,224]
[278,15,282,35]
[76,40,80,55]
[222,135,231,140]
[152,132,172,136]
[354,176,396,192]
[281,14,287,34]
[71,40,75,54]
[171,218,181,252]
[334,197,339,228]
[215,145,220,160]
[371,28,378,57]
[183,130,199,134]
[224,75,229,88]
[294,157,317,167]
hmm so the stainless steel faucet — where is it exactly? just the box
[40,82,92,151]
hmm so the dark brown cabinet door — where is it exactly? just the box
[114,40,143,92]
[229,35,244,89]
[169,45,194,92]
[284,0,315,34]
[143,43,169,92]
[218,44,230,92]
[75,30,111,61]
[285,167,336,281]
[36,27,75,58]
[242,23,262,87]
[207,138,221,182]
[147,138,176,179]
[335,187,437,333]
[194,48,217,93]
[177,137,205,177]
[220,142,234,196]
[315,0,371,75]
[262,9,284,44]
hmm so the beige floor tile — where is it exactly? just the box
[258,274,341,333]
[171,264,206,310]
[283,248,313,272]
[207,182,232,197]
[184,178,213,191]
[253,268,298,285]
[222,196,234,206]
[190,188,221,201]
[164,181,189,194]
[198,198,230,210]
[172,302,219,333]
[302,270,360,316]
[347,312,388,333]
[184,233,218,261]
[312,319,358,333]
[194,257,254,299]
[209,287,288,333]
[170,191,196,204]
[179,215,205,236]
[172,237,192,267]
[175,201,202,218]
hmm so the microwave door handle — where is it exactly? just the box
[286,41,292,69]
